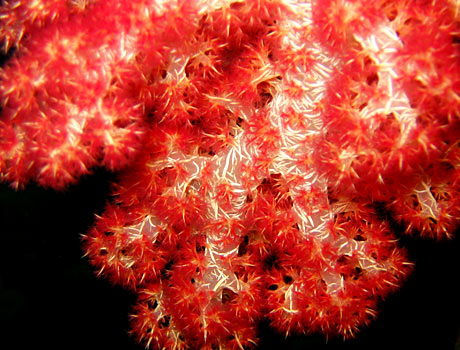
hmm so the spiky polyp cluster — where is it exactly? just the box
[311,0,460,239]
[0,0,199,188]
[2,0,460,349]
[82,0,416,346]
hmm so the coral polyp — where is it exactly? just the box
[1,0,459,349]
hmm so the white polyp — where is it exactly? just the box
[354,24,418,146]
[321,268,343,295]
[202,237,240,294]
[125,215,162,242]
[414,181,441,221]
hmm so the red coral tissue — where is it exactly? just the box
[1,0,459,349]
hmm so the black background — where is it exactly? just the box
[0,168,459,350]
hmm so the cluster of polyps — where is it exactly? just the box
[1,0,459,348]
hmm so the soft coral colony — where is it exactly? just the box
[1,0,460,348]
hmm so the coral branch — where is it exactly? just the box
[1,0,459,349]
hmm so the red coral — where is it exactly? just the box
[1,0,459,349]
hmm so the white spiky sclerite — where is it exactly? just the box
[115,0,419,311]
[3,0,458,348]
[52,0,460,347]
